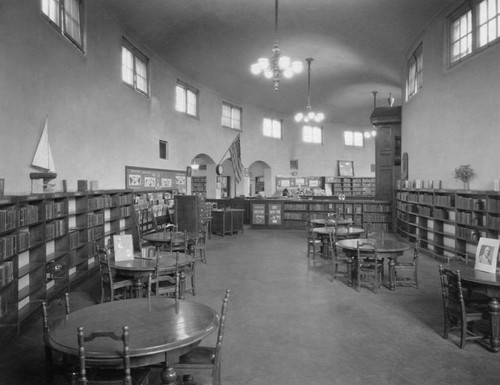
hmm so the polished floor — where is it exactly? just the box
[2,229,500,385]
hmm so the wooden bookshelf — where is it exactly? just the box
[395,187,500,263]
[0,190,135,340]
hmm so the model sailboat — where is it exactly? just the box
[30,116,57,190]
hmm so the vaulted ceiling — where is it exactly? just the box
[101,0,454,127]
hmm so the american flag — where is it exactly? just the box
[228,134,243,183]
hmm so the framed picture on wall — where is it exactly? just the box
[338,160,354,177]
[474,237,500,273]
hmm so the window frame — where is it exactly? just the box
[302,125,323,144]
[222,102,242,131]
[41,0,85,52]
[344,131,364,147]
[406,43,423,101]
[448,0,500,68]
[175,80,199,118]
[121,37,150,97]
[263,117,283,139]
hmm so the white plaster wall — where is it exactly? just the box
[0,1,374,195]
[402,5,500,191]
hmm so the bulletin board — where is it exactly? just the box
[125,166,186,192]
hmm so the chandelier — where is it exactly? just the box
[250,0,303,91]
[294,58,324,123]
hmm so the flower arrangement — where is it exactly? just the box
[453,164,474,184]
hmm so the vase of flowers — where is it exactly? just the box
[453,164,474,190]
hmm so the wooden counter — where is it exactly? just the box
[211,209,244,236]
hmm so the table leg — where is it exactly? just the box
[488,298,500,352]
[347,257,354,287]
[133,277,144,298]
[388,257,396,291]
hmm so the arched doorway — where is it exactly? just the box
[248,161,271,197]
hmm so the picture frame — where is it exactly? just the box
[474,237,500,273]
[338,160,354,177]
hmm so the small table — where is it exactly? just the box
[445,262,500,352]
[111,253,195,298]
[336,238,411,290]
[142,231,200,249]
[312,227,366,258]
[44,297,219,384]
[310,218,354,228]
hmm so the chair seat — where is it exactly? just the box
[178,346,216,367]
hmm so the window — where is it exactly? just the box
[159,140,168,160]
[122,38,149,96]
[302,125,323,144]
[41,0,84,50]
[406,43,423,100]
[222,102,242,130]
[449,0,500,65]
[263,117,282,139]
[175,81,198,117]
[344,131,363,147]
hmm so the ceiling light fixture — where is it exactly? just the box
[294,58,324,123]
[250,0,303,91]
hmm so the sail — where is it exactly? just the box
[32,117,56,172]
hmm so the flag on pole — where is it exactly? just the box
[228,134,243,183]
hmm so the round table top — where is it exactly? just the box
[313,227,365,238]
[111,253,194,273]
[310,218,354,226]
[142,231,200,243]
[336,238,411,254]
[45,297,219,365]
[446,262,500,287]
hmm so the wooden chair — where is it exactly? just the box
[97,246,134,303]
[327,231,349,280]
[306,221,322,259]
[42,293,77,384]
[188,232,207,264]
[151,252,181,299]
[77,326,150,385]
[437,265,488,349]
[355,242,383,293]
[170,230,188,253]
[173,289,230,385]
[394,238,419,289]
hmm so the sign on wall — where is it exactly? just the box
[125,166,186,192]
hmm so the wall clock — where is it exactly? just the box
[216,164,224,175]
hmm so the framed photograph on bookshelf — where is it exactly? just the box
[338,160,354,177]
[474,237,500,273]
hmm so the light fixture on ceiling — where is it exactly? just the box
[250,0,303,91]
[294,58,324,124]
[190,158,200,170]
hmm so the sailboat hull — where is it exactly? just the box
[30,172,57,180]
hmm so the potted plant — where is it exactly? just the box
[453,164,474,190]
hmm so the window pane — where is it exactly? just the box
[354,132,364,147]
[222,104,231,127]
[263,118,272,136]
[187,89,197,116]
[42,0,60,26]
[135,57,148,94]
[303,126,312,142]
[176,86,186,112]
[451,11,472,61]
[121,47,134,85]
[344,131,353,146]
[312,127,322,143]
[232,108,241,129]
[63,0,82,46]
[272,119,281,138]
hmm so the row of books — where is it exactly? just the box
[364,204,391,212]
[85,225,104,242]
[112,194,133,206]
[0,235,17,261]
[19,205,39,226]
[0,261,13,287]
[455,197,486,211]
[0,209,17,233]
[46,219,67,240]
[88,196,110,211]
[45,201,67,220]
[69,230,80,250]
[87,213,104,228]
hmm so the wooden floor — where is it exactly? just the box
[1,228,500,385]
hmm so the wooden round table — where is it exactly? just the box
[111,253,195,298]
[336,238,411,290]
[446,262,500,352]
[44,297,219,384]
